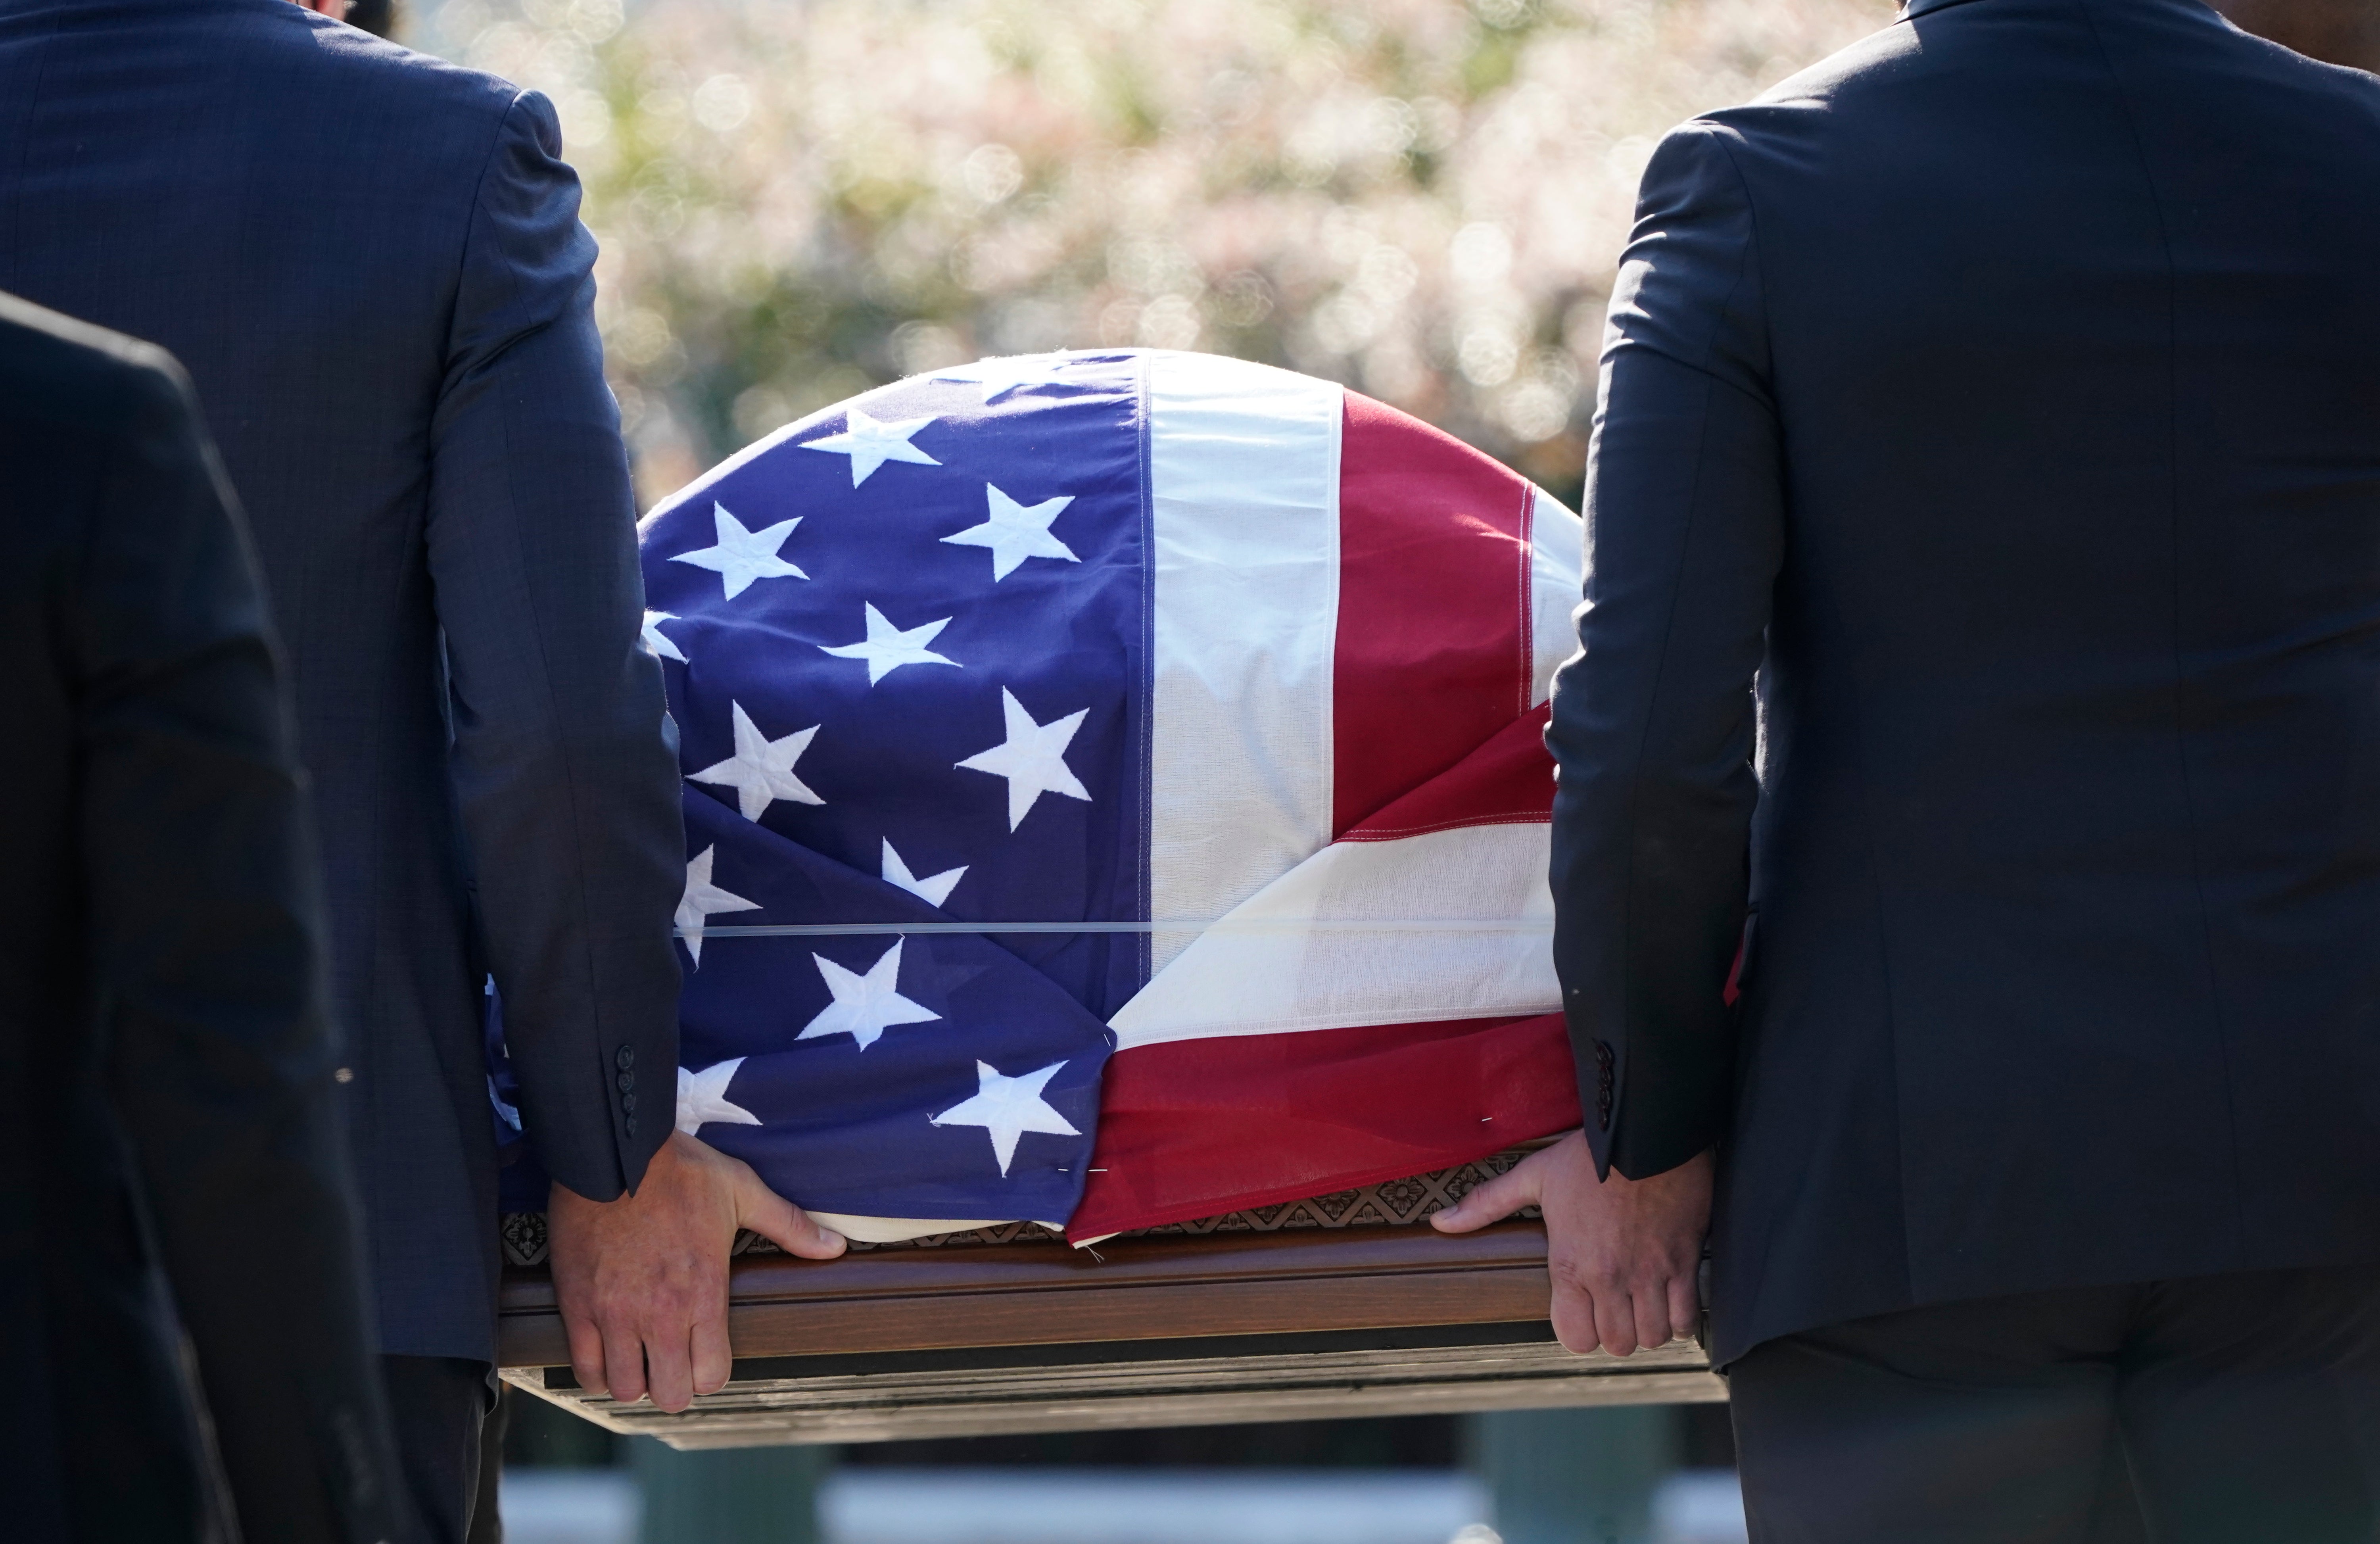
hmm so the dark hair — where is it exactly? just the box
[345,0,397,39]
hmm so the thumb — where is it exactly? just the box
[1432,1156,1542,1235]
[731,1160,847,1260]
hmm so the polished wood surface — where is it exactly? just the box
[498,1219,1555,1369]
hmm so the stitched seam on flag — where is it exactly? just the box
[1338,812,1553,842]
[1115,1000,1565,1045]
[1133,350,1157,987]
[688,919,1557,937]
[1516,477,1534,720]
[1318,386,1345,858]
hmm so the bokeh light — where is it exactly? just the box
[413,0,1896,507]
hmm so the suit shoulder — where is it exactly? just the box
[0,293,190,440]
[2228,26,2380,134]
[213,4,528,138]
[1646,19,1919,165]
[1750,15,1925,113]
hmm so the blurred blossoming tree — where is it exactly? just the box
[413,0,1891,506]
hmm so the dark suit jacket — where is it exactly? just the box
[0,0,683,1360]
[1548,0,2380,1364]
[0,292,402,1542]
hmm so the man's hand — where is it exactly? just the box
[1431,1130,1712,1357]
[547,1132,846,1412]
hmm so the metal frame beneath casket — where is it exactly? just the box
[493,1153,1724,1449]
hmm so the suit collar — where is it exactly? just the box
[1902,0,2002,17]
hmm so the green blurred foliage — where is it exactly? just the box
[411,0,1893,506]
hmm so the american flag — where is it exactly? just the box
[634,349,1583,1243]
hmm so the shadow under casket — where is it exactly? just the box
[495,1148,1723,1449]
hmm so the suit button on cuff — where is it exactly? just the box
[621,1093,637,1113]
[616,1045,636,1070]
[624,1116,639,1138]
[617,1071,636,1093]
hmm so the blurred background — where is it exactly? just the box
[390,0,1898,513]
[360,1,1900,1540]
[495,1398,1749,1544]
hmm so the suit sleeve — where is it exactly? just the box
[425,89,683,1201]
[1546,123,1783,1181]
[77,354,404,1544]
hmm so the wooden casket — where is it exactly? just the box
[495,352,1706,1446]
[495,1148,1721,1450]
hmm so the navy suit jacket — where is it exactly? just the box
[1549,0,2380,1363]
[0,0,683,1360]
[0,292,402,1544]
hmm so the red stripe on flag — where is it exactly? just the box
[1069,1013,1581,1240]
[1333,393,1537,836]
[1340,704,1556,842]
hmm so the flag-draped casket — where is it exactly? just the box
[630,348,1585,1246]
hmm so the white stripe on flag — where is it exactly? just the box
[1108,822,1561,1052]
[1144,351,1345,973]
[1529,486,1585,709]
[807,1211,1048,1244]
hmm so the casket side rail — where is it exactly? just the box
[495,1153,1724,1448]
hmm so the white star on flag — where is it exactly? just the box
[676,1058,763,1136]
[931,1059,1080,1177]
[819,603,961,685]
[690,702,824,820]
[881,838,966,907]
[956,688,1092,831]
[670,502,806,600]
[675,845,760,967]
[641,609,688,663]
[800,407,941,486]
[796,937,941,1050]
[941,484,1079,582]
[932,353,1084,403]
